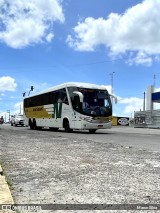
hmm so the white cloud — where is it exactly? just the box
[46,33,54,42]
[102,85,112,94]
[0,76,17,92]
[154,87,160,92]
[0,0,64,48]
[0,101,23,119]
[118,97,143,114]
[67,0,160,65]
[101,85,143,115]
[127,52,153,66]
[14,102,23,114]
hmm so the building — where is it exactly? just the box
[134,86,160,128]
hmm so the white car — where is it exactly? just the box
[11,114,24,127]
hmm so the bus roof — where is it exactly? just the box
[25,82,108,98]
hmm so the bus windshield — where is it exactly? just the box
[68,87,112,117]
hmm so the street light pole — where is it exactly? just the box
[110,72,115,99]
[110,72,115,113]
[28,86,34,96]
[153,74,156,90]
[143,92,146,111]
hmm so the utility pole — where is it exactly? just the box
[110,72,115,101]
[7,110,10,122]
[110,72,115,113]
[143,92,145,111]
[20,104,21,114]
[153,74,156,111]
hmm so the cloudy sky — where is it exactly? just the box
[0,0,160,120]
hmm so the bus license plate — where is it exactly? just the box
[98,125,103,128]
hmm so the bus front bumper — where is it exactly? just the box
[82,121,112,130]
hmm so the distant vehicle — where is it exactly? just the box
[0,116,4,125]
[23,82,117,133]
[11,115,15,126]
[11,114,24,127]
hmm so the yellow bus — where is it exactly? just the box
[23,82,115,133]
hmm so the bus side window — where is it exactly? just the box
[57,89,69,105]
[50,92,57,104]
[28,97,34,107]
[24,99,28,108]
[62,96,69,104]
[72,95,81,112]
[104,99,109,107]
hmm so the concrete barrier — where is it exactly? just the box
[0,165,14,213]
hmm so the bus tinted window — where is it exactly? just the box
[57,89,69,104]
[24,88,69,107]
[68,86,112,117]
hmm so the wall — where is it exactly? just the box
[112,116,129,126]
[134,109,160,128]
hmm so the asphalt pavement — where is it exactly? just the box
[0,125,160,213]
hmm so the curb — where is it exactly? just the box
[0,165,14,212]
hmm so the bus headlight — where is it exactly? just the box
[79,115,93,122]
[79,115,96,123]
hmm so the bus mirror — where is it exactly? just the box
[110,94,118,104]
[73,91,84,102]
[114,97,118,104]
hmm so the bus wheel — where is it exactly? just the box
[49,127,59,131]
[32,119,37,130]
[89,129,96,133]
[29,119,33,130]
[36,126,42,130]
[63,119,72,132]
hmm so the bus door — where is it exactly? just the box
[72,94,83,129]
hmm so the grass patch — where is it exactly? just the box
[6,177,13,190]
[0,160,5,167]
[0,160,4,175]
[0,161,13,190]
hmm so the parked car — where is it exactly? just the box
[11,114,24,126]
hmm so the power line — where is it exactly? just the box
[64,60,111,68]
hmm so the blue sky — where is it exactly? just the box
[0,0,160,120]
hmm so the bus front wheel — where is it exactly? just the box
[49,127,59,131]
[63,119,72,132]
[89,129,97,133]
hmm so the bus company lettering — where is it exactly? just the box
[53,103,62,119]
[33,107,43,112]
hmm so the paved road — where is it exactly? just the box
[2,124,160,152]
[0,124,160,212]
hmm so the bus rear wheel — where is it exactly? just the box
[63,119,72,132]
[29,119,34,130]
[29,119,37,130]
[89,129,97,133]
